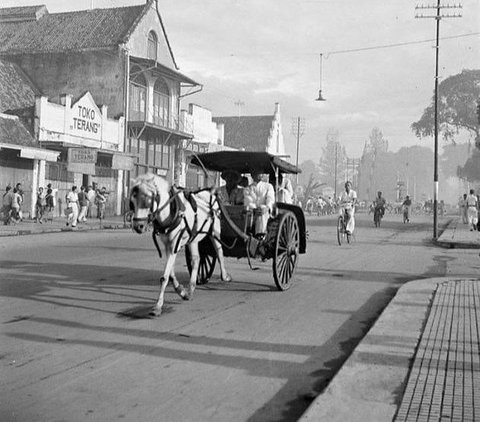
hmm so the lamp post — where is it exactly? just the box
[315,53,326,102]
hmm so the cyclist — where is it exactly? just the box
[338,181,357,234]
[402,195,412,223]
[373,191,386,223]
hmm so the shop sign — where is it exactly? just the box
[67,147,97,173]
[70,92,102,141]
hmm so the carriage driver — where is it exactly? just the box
[217,169,244,205]
[244,169,275,236]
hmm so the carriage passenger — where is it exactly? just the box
[217,170,244,205]
[244,169,275,235]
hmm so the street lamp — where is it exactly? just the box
[315,53,326,102]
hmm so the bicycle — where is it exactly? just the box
[373,207,383,228]
[337,212,351,246]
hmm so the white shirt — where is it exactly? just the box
[66,191,78,206]
[338,189,357,210]
[278,178,293,204]
[244,181,275,212]
[466,194,478,207]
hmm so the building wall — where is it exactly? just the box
[10,50,126,117]
[126,3,177,70]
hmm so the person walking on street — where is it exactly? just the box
[96,187,108,221]
[11,187,21,223]
[65,185,79,228]
[15,183,24,221]
[35,187,46,223]
[44,188,55,222]
[86,185,96,218]
[460,193,468,224]
[77,186,89,223]
[466,189,478,231]
[2,185,14,225]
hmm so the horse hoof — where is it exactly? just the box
[221,274,232,282]
[149,307,162,317]
[175,285,188,300]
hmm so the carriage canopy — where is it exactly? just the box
[189,151,301,175]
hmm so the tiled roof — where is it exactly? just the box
[0,114,36,146]
[0,60,38,112]
[0,3,148,54]
[213,116,273,152]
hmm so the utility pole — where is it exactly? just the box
[234,100,245,118]
[415,1,462,239]
[334,143,338,200]
[291,117,305,185]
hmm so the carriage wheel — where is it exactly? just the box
[185,241,217,285]
[273,212,300,291]
[337,216,344,246]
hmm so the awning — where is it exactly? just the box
[128,121,194,141]
[130,56,200,87]
[0,142,59,162]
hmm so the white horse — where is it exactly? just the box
[129,173,232,316]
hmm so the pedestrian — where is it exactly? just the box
[46,183,58,217]
[86,185,96,218]
[35,187,46,223]
[460,193,468,224]
[96,187,108,220]
[466,189,478,231]
[65,185,79,228]
[2,185,14,225]
[77,186,88,223]
[44,188,55,222]
[15,182,24,221]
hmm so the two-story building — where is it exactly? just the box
[213,103,286,156]
[0,1,201,214]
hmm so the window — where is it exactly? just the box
[148,31,158,61]
[129,66,147,121]
[153,78,170,127]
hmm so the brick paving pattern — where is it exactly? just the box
[395,280,480,422]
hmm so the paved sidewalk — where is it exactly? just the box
[436,216,480,249]
[0,215,127,237]
[300,218,480,421]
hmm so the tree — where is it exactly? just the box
[457,149,480,182]
[411,69,480,146]
[318,128,347,194]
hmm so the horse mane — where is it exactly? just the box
[132,173,169,195]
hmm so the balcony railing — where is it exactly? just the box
[129,109,193,135]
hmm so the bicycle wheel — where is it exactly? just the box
[337,216,344,246]
[123,210,133,228]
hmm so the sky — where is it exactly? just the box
[3,0,480,164]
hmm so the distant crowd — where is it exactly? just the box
[1,183,109,227]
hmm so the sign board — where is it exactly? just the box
[67,147,97,174]
[70,92,102,141]
[112,153,135,170]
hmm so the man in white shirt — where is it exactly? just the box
[338,181,357,234]
[466,189,478,231]
[244,170,275,235]
[65,185,79,227]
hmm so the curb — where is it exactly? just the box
[0,223,127,237]
[298,277,454,422]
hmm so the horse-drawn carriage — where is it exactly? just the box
[189,151,307,291]
[129,151,307,316]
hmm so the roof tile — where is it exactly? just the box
[0,114,36,146]
[213,116,273,152]
[0,4,146,54]
[0,60,38,112]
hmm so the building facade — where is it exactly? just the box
[0,1,201,215]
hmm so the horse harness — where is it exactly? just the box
[151,186,218,257]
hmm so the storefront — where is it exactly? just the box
[36,92,133,216]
